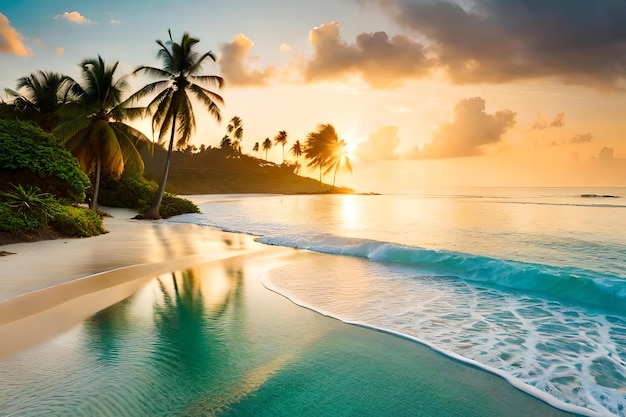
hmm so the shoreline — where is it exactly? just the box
[0,205,598,416]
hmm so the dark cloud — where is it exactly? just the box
[304,21,433,88]
[218,34,275,86]
[570,133,593,144]
[356,125,402,162]
[411,97,516,158]
[380,0,626,88]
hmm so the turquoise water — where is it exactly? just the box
[169,188,626,416]
[0,256,582,416]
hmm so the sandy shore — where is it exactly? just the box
[0,208,288,358]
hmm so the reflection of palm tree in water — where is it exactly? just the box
[83,296,134,364]
[151,265,250,410]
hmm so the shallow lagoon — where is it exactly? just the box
[0,251,583,417]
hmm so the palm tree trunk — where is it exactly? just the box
[91,156,101,211]
[141,117,176,220]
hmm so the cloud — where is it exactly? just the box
[356,126,402,162]
[598,147,614,163]
[303,21,433,88]
[59,11,92,25]
[412,97,516,159]
[110,19,121,25]
[531,114,548,131]
[380,0,626,88]
[532,112,565,130]
[279,43,291,53]
[550,112,565,128]
[570,133,593,144]
[55,47,64,57]
[0,13,32,56]
[218,34,275,86]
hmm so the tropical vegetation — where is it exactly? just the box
[4,71,74,133]
[0,29,358,245]
[304,124,352,185]
[0,120,106,241]
[53,56,151,212]
[127,30,224,219]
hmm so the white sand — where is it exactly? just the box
[0,208,286,358]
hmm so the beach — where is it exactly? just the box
[0,205,593,416]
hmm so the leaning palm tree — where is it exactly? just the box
[6,70,74,132]
[128,30,223,219]
[327,139,352,187]
[304,124,340,183]
[274,130,288,163]
[290,139,303,158]
[262,137,272,161]
[227,115,243,153]
[53,56,150,211]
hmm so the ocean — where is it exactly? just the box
[169,188,626,417]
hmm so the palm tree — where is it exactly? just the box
[304,124,351,185]
[227,116,243,153]
[304,124,336,182]
[262,137,272,161]
[128,30,223,219]
[220,135,232,150]
[5,70,74,132]
[328,139,352,187]
[252,141,259,153]
[290,139,303,158]
[274,130,287,163]
[53,56,150,211]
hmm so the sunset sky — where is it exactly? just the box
[2,0,625,191]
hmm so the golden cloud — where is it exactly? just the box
[0,13,32,56]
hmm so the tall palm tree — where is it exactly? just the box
[262,137,272,161]
[304,124,337,183]
[328,139,352,187]
[290,139,303,158]
[53,56,150,211]
[5,70,74,132]
[227,115,243,153]
[128,30,223,219]
[274,130,287,163]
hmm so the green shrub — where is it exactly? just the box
[0,203,48,232]
[0,183,59,219]
[0,119,90,201]
[96,171,157,212]
[160,193,200,218]
[97,172,199,218]
[52,205,107,237]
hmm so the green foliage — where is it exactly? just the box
[96,172,157,212]
[97,172,199,218]
[0,119,90,201]
[51,205,107,237]
[0,182,105,237]
[0,183,58,220]
[159,193,200,218]
[0,203,49,233]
